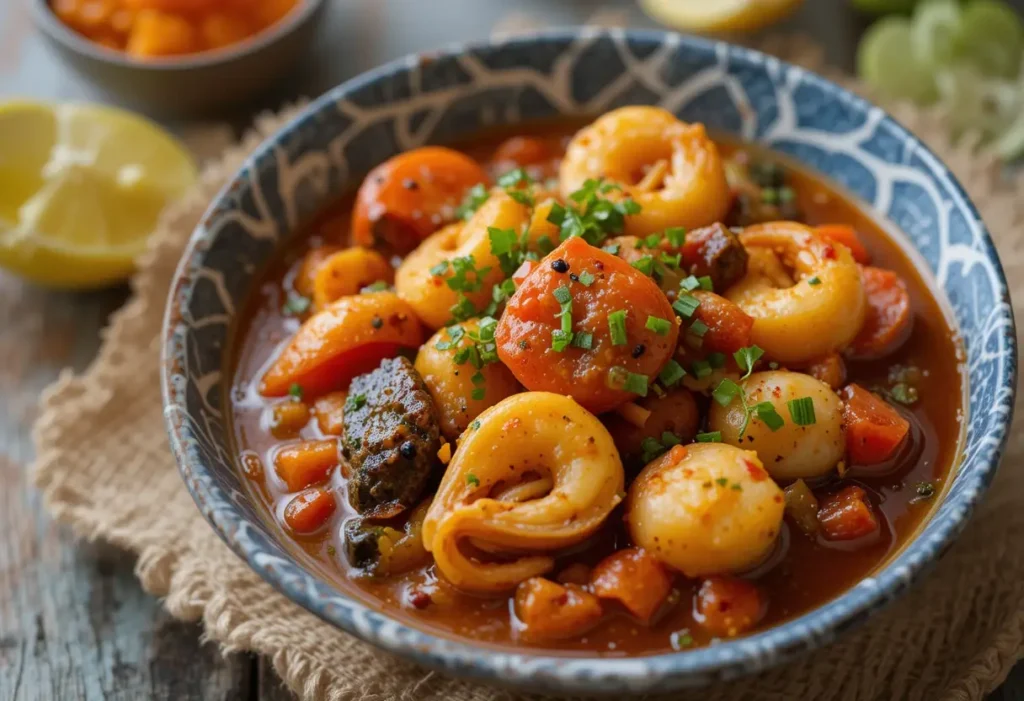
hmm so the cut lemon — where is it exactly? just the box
[639,0,806,33]
[0,101,197,288]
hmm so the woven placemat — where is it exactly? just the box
[32,37,1024,701]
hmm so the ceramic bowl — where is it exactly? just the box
[162,29,1017,695]
[30,0,326,117]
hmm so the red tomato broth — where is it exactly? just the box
[227,121,964,656]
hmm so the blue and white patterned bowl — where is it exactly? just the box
[162,29,1017,695]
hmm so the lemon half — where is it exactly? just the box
[0,101,197,288]
[640,0,806,33]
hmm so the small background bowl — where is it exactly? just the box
[30,0,327,117]
[162,29,1017,695]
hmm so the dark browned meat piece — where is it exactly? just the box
[342,356,441,518]
[681,223,749,291]
[343,518,387,569]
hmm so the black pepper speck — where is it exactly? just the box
[632,344,646,359]
[551,259,569,273]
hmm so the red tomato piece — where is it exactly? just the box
[590,548,674,622]
[284,487,337,534]
[815,224,871,264]
[840,384,910,465]
[691,291,754,354]
[847,266,913,360]
[513,577,603,642]
[694,576,765,638]
[817,485,879,541]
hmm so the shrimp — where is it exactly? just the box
[725,222,866,364]
[422,392,624,593]
[559,106,731,237]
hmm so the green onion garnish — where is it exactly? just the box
[755,401,785,431]
[672,294,700,319]
[696,431,722,443]
[646,315,672,336]
[658,359,686,387]
[787,396,817,425]
[608,310,628,346]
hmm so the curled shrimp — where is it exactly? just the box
[559,106,731,237]
[725,222,866,364]
[422,392,624,593]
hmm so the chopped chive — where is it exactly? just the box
[670,629,694,650]
[661,431,682,447]
[608,310,628,346]
[631,256,655,276]
[578,270,596,286]
[697,275,713,291]
[645,315,672,336]
[642,233,662,248]
[692,360,712,379]
[470,420,481,430]
[787,396,816,425]
[466,473,480,487]
[672,294,701,319]
[660,252,682,269]
[361,280,390,293]
[696,431,722,443]
[889,383,919,405]
[707,352,726,369]
[553,285,572,305]
[551,329,573,352]
[715,477,729,486]
[345,394,367,412]
[571,331,594,349]
[915,481,936,499]
[755,401,785,431]
[288,383,304,400]
[688,320,709,338]
[602,243,621,255]
[623,371,648,396]
[680,275,701,291]
[807,276,821,286]
[429,261,449,276]
[471,388,486,400]
[284,295,311,315]
[665,227,686,248]
[658,359,686,387]
[640,436,666,463]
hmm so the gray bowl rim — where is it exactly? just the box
[162,27,1018,694]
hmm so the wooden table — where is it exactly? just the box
[0,0,1021,698]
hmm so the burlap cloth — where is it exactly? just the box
[30,37,1024,701]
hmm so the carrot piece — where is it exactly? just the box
[695,576,764,638]
[817,485,879,541]
[513,577,603,642]
[816,224,871,264]
[840,384,910,465]
[294,245,343,299]
[311,248,393,309]
[848,266,913,360]
[313,391,347,436]
[491,136,560,177]
[691,291,754,354]
[284,487,337,534]
[274,439,338,491]
[126,10,198,57]
[495,237,678,414]
[270,401,311,438]
[590,548,674,622]
[351,147,489,255]
[260,292,423,398]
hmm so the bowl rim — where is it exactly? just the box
[162,27,1018,694]
[30,0,326,70]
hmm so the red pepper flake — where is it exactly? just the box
[822,245,837,260]
[409,590,432,609]
[744,460,767,481]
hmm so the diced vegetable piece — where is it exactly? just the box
[343,500,432,575]
[260,292,424,398]
[848,266,913,360]
[691,291,755,354]
[694,576,764,638]
[313,391,347,436]
[274,439,339,491]
[492,136,560,173]
[817,485,880,541]
[270,401,311,438]
[803,353,846,390]
[841,383,911,465]
[815,225,871,264]
[590,548,674,622]
[294,245,343,298]
[311,248,394,309]
[126,10,198,57]
[513,577,603,642]
[283,487,337,534]
[784,479,820,535]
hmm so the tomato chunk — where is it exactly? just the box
[274,439,339,491]
[491,136,561,178]
[694,576,764,638]
[848,266,912,360]
[815,224,871,264]
[817,485,879,541]
[351,147,488,255]
[284,487,337,534]
[840,384,910,465]
[514,577,603,642]
[691,291,754,354]
[590,548,674,622]
[803,352,846,390]
[495,237,679,414]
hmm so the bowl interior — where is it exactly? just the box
[163,30,1017,695]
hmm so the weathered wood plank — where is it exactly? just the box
[0,272,255,700]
